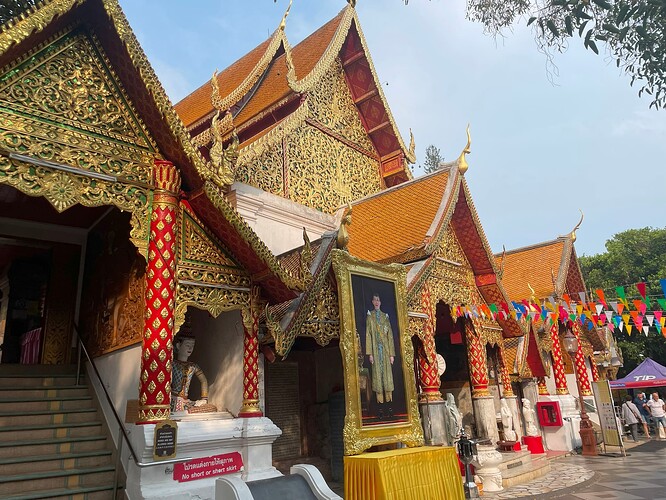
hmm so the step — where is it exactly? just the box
[0,375,84,388]
[0,435,109,459]
[501,458,551,488]
[0,365,78,377]
[0,385,90,399]
[0,450,113,475]
[2,484,120,500]
[0,466,115,496]
[498,449,532,472]
[0,395,93,412]
[0,421,103,441]
[0,407,98,426]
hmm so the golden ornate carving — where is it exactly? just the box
[337,205,352,251]
[206,71,239,188]
[456,124,472,175]
[331,250,424,455]
[174,283,250,334]
[234,139,284,196]
[299,228,313,286]
[299,277,340,348]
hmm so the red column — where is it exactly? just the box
[589,355,600,382]
[138,160,180,423]
[537,377,550,396]
[465,320,490,398]
[572,322,592,396]
[549,322,569,395]
[239,288,262,417]
[497,348,514,397]
[418,285,442,402]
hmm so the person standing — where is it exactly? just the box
[646,392,666,439]
[365,293,396,416]
[634,392,652,438]
[622,395,645,442]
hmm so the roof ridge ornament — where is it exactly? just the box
[279,0,293,31]
[207,71,238,187]
[337,203,352,251]
[347,0,357,7]
[497,244,506,280]
[456,124,471,175]
[569,209,584,242]
[408,128,415,159]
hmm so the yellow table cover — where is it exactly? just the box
[344,446,464,500]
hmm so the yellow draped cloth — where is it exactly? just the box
[344,446,464,500]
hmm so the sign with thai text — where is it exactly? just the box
[591,380,623,448]
[153,420,177,460]
[173,452,243,482]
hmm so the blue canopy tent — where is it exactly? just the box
[609,358,666,389]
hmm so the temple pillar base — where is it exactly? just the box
[125,417,282,500]
[418,400,448,446]
[472,396,499,444]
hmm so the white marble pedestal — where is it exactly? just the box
[124,416,282,500]
[472,444,504,492]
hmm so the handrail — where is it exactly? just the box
[72,323,192,470]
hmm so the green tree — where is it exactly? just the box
[0,0,37,26]
[422,144,444,174]
[580,226,666,376]
[465,0,666,109]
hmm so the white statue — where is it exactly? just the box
[171,336,217,414]
[500,398,516,442]
[522,399,539,437]
[444,392,463,445]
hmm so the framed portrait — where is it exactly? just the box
[331,249,423,455]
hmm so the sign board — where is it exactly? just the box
[173,452,243,482]
[153,420,177,460]
[591,380,622,448]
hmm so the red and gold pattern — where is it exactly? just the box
[417,285,442,402]
[138,160,180,423]
[465,320,490,398]
[497,348,514,397]
[572,323,592,396]
[537,377,550,395]
[239,288,262,417]
[589,355,600,383]
[549,323,570,395]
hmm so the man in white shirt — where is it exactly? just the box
[646,392,666,438]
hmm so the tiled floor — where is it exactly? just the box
[484,439,666,499]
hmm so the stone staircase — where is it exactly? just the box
[498,448,550,488]
[0,364,120,499]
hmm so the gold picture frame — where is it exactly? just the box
[331,249,424,455]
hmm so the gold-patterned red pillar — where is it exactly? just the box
[239,288,262,417]
[464,320,490,398]
[537,377,550,395]
[418,285,442,401]
[549,323,569,395]
[572,322,592,396]
[138,160,180,423]
[589,355,600,382]
[497,348,514,397]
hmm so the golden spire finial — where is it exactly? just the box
[279,0,292,31]
[528,283,537,303]
[456,124,471,175]
[347,0,357,7]
[497,244,506,280]
[408,128,415,158]
[569,209,584,242]
[337,203,352,251]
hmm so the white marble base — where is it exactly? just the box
[124,417,282,500]
[419,400,448,446]
[473,396,499,444]
[472,444,504,492]
[170,410,234,421]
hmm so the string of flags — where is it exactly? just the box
[451,279,666,338]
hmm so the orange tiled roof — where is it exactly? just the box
[496,240,566,301]
[175,11,344,131]
[174,37,274,128]
[347,170,451,262]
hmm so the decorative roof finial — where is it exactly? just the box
[497,244,506,280]
[279,0,292,31]
[207,71,237,187]
[337,203,352,251]
[569,209,584,242]
[528,283,537,303]
[347,0,357,7]
[408,128,415,159]
[456,124,471,175]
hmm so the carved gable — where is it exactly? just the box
[0,28,157,185]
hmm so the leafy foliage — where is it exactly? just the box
[422,144,444,174]
[0,0,38,26]
[465,0,666,109]
[579,227,666,376]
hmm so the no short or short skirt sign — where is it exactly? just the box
[173,452,243,482]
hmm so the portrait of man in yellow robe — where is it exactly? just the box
[365,293,396,407]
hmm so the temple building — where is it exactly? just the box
[496,228,616,452]
[0,0,614,498]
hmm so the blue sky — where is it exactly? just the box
[121,1,666,257]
